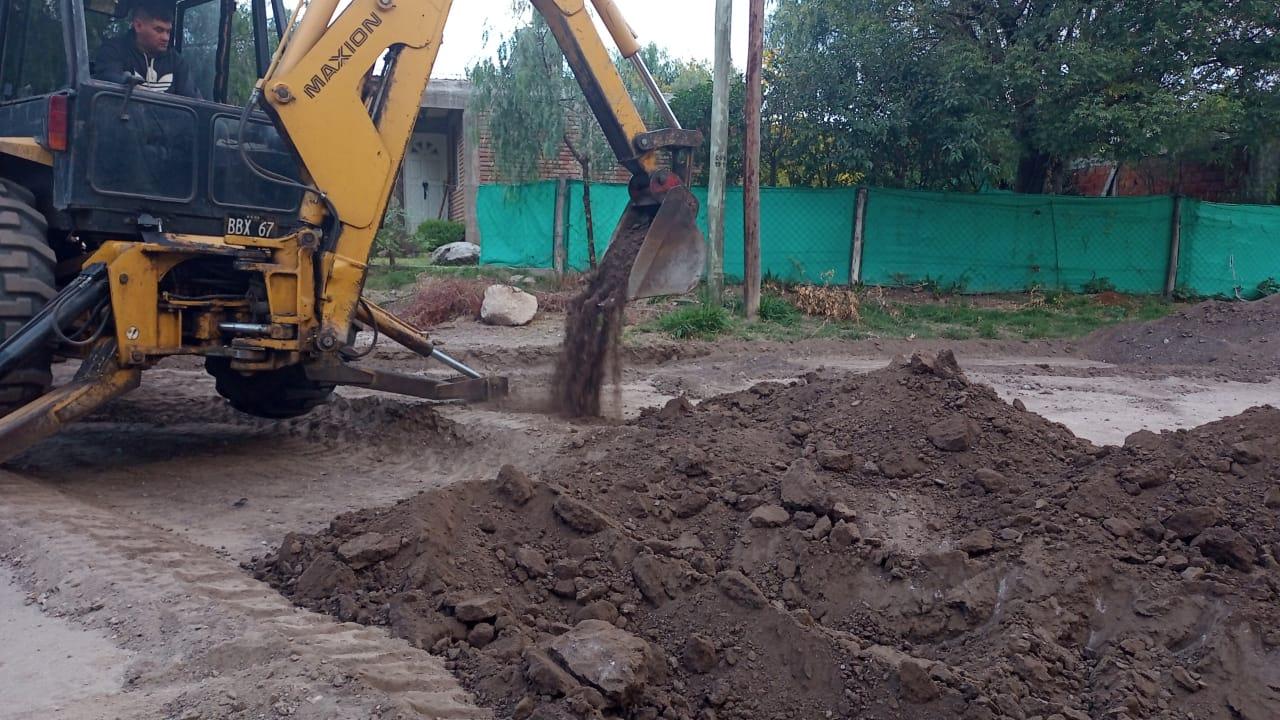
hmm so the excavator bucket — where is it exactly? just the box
[623,186,706,300]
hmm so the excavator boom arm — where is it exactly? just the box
[259,0,703,347]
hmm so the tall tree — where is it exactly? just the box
[767,0,1276,194]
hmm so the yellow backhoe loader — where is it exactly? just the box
[0,0,705,459]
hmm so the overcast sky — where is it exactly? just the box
[429,2,752,79]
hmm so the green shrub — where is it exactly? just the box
[1082,276,1117,294]
[658,304,734,339]
[757,293,800,324]
[416,219,466,254]
[374,200,419,266]
[1256,277,1280,298]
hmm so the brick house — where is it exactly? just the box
[1070,156,1244,201]
[404,78,628,243]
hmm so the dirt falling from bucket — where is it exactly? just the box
[551,212,652,417]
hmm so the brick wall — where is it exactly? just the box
[1071,157,1243,201]
[472,114,631,185]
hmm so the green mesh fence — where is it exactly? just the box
[476,181,1279,298]
[565,182,631,271]
[1177,200,1280,299]
[476,183,557,268]
[557,182,855,283]
[862,190,1174,293]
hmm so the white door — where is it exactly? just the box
[403,133,450,229]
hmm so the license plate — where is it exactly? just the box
[225,215,280,238]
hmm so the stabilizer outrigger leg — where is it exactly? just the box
[0,340,140,463]
[0,265,132,463]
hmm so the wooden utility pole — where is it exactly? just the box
[743,0,764,319]
[706,0,732,304]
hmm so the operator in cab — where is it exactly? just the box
[93,0,199,98]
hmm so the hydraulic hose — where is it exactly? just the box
[0,264,110,380]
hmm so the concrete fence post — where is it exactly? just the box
[1164,195,1183,298]
[849,187,869,285]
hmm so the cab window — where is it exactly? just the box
[0,0,70,101]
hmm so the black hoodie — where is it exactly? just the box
[93,31,199,98]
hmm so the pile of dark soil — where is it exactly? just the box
[1080,294,1280,380]
[252,352,1280,720]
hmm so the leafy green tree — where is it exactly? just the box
[469,16,617,268]
[669,69,747,186]
[469,11,699,267]
[766,0,1279,195]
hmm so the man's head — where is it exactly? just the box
[131,1,174,55]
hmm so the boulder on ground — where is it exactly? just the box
[548,620,667,702]
[1164,506,1222,540]
[780,460,832,514]
[454,595,503,623]
[336,532,399,569]
[429,241,479,266]
[481,285,538,327]
[1192,526,1257,571]
[927,416,980,452]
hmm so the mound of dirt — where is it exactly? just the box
[1080,294,1280,380]
[252,352,1280,720]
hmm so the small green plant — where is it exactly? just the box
[416,219,467,254]
[1172,285,1206,303]
[941,274,970,296]
[657,303,734,340]
[1082,276,1117,294]
[757,293,800,324]
[373,199,418,267]
[1255,277,1280,298]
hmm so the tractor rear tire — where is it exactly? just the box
[0,179,56,417]
[206,358,335,419]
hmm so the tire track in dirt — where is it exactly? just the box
[0,473,490,720]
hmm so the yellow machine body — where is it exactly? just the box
[0,0,706,459]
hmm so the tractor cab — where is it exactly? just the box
[0,0,302,255]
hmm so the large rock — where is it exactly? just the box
[1192,527,1257,571]
[554,495,610,534]
[494,464,534,506]
[1231,438,1278,465]
[927,416,980,452]
[294,555,358,600]
[715,570,767,609]
[748,504,790,528]
[481,284,538,327]
[429,241,479,266]
[454,595,504,623]
[1265,486,1280,510]
[779,460,832,514]
[524,648,581,697]
[1164,506,1222,540]
[548,620,667,702]
[682,634,717,673]
[957,528,995,556]
[631,554,697,607]
[336,532,400,569]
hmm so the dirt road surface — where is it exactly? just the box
[3,316,1278,719]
